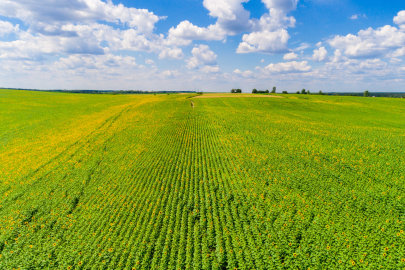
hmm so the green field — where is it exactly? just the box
[0,89,404,269]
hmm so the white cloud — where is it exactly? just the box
[262,0,298,12]
[394,11,405,25]
[0,0,163,34]
[283,52,298,60]
[159,70,181,79]
[0,1,187,63]
[256,9,296,32]
[262,61,311,73]
[186,45,217,69]
[159,47,184,59]
[358,58,387,70]
[328,25,405,58]
[261,59,265,62]
[350,14,358,20]
[168,21,226,41]
[234,69,254,77]
[168,0,297,54]
[324,58,389,74]
[201,65,222,73]
[236,29,289,54]
[390,58,402,64]
[203,0,249,21]
[145,58,155,65]
[0,20,187,62]
[0,30,105,60]
[54,54,138,70]
[332,49,346,63]
[293,42,310,51]
[316,42,322,47]
[350,14,367,20]
[0,21,19,36]
[312,47,328,61]
[391,47,405,58]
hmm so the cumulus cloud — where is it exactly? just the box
[236,29,289,54]
[0,0,163,35]
[168,0,297,54]
[389,47,405,58]
[323,58,389,76]
[159,69,181,79]
[54,54,138,70]
[256,9,296,32]
[390,58,402,64]
[186,45,217,69]
[262,0,298,12]
[283,52,298,60]
[312,47,328,61]
[394,11,405,25]
[202,65,222,73]
[159,47,184,59]
[234,69,254,77]
[328,23,405,59]
[0,0,186,63]
[203,0,249,21]
[168,21,226,41]
[262,61,311,74]
[332,49,346,63]
[0,21,19,36]
[145,58,155,65]
[0,30,105,60]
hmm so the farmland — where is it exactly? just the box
[0,89,404,269]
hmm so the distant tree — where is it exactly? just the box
[296,91,300,94]
[271,87,276,93]
[253,89,270,94]
[236,89,242,93]
[231,89,235,93]
[282,91,288,94]
[318,90,324,95]
[364,90,370,97]
[301,89,307,94]
[307,90,311,95]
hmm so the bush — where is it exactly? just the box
[231,89,242,93]
[282,91,288,94]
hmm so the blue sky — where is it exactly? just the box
[0,0,404,92]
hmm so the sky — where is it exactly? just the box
[0,0,404,92]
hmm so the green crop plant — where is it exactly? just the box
[0,89,404,269]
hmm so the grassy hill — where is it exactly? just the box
[0,90,404,269]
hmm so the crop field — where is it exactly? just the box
[0,89,404,269]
